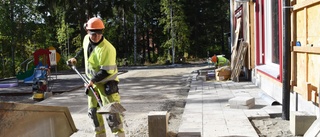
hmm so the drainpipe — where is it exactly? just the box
[282,0,291,120]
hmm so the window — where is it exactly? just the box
[265,0,279,65]
[256,0,281,79]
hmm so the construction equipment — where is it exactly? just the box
[66,61,125,114]
[32,66,50,101]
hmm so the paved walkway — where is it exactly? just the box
[178,74,282,137]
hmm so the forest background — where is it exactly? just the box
[0,0,230,78]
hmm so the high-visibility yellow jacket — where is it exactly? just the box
[217,56,230,67]
[83,35,119,83]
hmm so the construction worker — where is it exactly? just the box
[68,17,125,137]
[211,55,230,68]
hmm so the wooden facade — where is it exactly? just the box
[291,0,320,104]
[231,0,320,112]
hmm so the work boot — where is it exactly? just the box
[94,132,106,137]
[115,132,125,137]
[111,122,125,134]
[94,125,106,137]
[106,114,121,130]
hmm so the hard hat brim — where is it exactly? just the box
[88,30,103,35]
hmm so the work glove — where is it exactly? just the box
[67,58,77,66]
[84,87,89,95]
[84,82,94,95]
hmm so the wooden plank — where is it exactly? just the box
[294,86,305,97]
[296,52,306,91]
[294,85,309,100]
[296,82,312,101]
[291,51,297,87]
[296,8,306,45]
[231,42,248,82]
[293,0,320,11]
[292,10,297,45]
[311,85,317,93]
[307,82,312,101]
[243,3,250,69]
[293,46,320,54]
[307,54,318,96]
[291,80,297,87]
[249,2,255,70]
[231,42,243,82]
[305,8,308,45]
[148,111,169,137]
[306,53,309,82]
[318,71,320,104]
[292,0,320,105]
[291,41,295,51]
[291,0,297,6]
[307,4,320,46]
[231,42,243,81]
[231,17,242,70]
[311,90,318,103]
[294,82,313,100]
[311,85,318,103]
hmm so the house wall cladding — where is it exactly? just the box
[233,0,320,115]
[292,0,320,104]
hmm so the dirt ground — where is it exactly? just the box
[118,65,199,137]
[0,64,304,137]
[251,117,302,137]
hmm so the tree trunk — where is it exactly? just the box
[147,29,151,63]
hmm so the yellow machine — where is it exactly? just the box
[32,67,50,101]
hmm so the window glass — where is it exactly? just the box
[271,0,279,64]
[265,0,279,65]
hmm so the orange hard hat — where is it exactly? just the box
[86,17,105,30]
[211,55,217,63]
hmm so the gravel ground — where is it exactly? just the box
[118,65,203,136]
[251,117,303,137]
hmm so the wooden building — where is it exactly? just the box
[230,0,320,116]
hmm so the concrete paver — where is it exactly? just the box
[178,76,278,137]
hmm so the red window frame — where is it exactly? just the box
[255,0,283,82]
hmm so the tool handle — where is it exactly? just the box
[71,66,89,84]
[88,86,103,107]
[70,65,104,107]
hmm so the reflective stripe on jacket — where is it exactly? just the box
[83,35,119,83]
